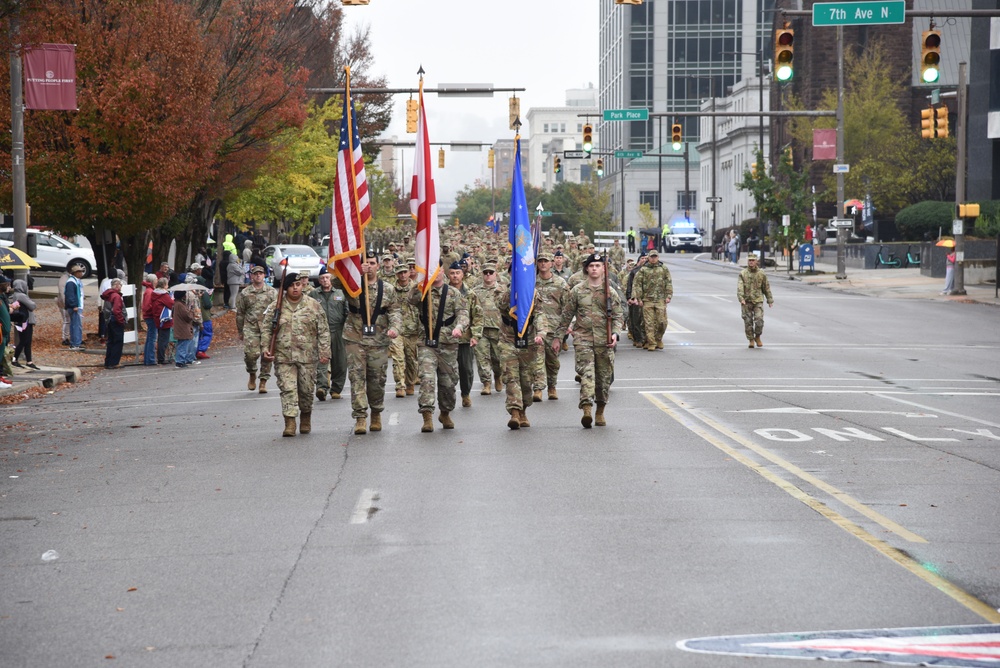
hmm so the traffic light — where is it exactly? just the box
[920,29,941,84]
[509,96,520,130]
[582,124,594,153]
[596,159,604,177]
[671,123,682,151]
[438,148,445,169]
[774,24,795,82]
[750,162,758,179]
[406,99,418,133]
[553,156,561,174]
[935,106,949,138]
[920,107,934,138]
[341,0,370,5]
[958,203,980,218]
[614,0,644,4]
[487,149,495,169]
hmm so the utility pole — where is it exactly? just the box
[9,13,28,276]
[620,167,626,234]
[835,25,847,280]
[953,62,968,295]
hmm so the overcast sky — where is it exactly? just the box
[343,0,599,208]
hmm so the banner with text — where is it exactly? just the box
[24,44,77,110]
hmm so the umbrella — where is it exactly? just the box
[0,246,41,270]
[844,198,864,208]
[169,283,210,292]
[935,239,955,248]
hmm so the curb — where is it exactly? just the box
[0,366,81,397]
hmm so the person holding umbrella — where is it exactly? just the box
[937,238,956,295]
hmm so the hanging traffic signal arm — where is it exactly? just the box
[774,25,795,82]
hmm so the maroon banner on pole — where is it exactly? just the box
[24,44,77,111]
[812,128,836,160]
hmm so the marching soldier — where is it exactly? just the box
[737,252,774,348]
[553,254,624,428]
[344,251,402,435]
[408,269,469,432]
[470,262,503,396]
[532,251,567,401]
[236,265,277,394]
[392,263,419,396]
[448,261,477,408]
[608,238,626,271]
[496,286,547,429]
[631,249,673,351]
[311,268,347,401]
[262,272,331,437]
[625,255,647,348]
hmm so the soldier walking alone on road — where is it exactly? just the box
[737,252,774,348]
[631,249,673,351]
[553,254,624,428]
[343,252,401,435]
[408,269,469,433]
[262,272,330,437]
[237,265,277,393]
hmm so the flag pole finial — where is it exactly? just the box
[417,65,425,78]
[512,116,522,133]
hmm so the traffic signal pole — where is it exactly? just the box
[954,62,969,295]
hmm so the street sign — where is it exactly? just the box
[563,150,587,159]
[829,218,853,228]
[705,196,723,203]
[539,211,553,217]
[813,1,905,26]
[614,150,643,159]
[603,108,649,122]
[833,163,850,173]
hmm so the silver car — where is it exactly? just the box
[263,244,323,279]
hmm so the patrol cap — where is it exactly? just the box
[381,254,394,262]
[747,251,760,261]
[536,251,552,261]
[482,262,497,272]
[647,249,659,257]
[406,257,416,265]
[583,253,604,268]
[395,264,409,274]
[250,265,266,274]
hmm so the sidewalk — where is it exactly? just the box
[698,254,1000,306]
[1,363,82,398]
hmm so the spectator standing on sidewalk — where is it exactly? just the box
[11,279,38,369]
[0,276,11,388]
[56,267,71,345]
[140,273,158,365]
[172,290,196,368]
[942,247,956,295]
[149,277,175,364]
[226,252,245,310]
[101,278,127,369]
[64,264,87,350]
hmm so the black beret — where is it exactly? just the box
[583,253,604,268]
[365,249,377,259]
[281,272,300,289]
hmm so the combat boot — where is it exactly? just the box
[258,379,268,394]
[518,409,531,428]
[645,344,656,351]
[395,387,405,398]
[507,410,521,430]
[370,412,382,432]
[316,388,326,401]
[248,373,256,391]
[481,384,492,396]
[329,392,341,399]
[595,403,607,427]
[532,389,543,403]
[406,384,414,396]
[439,411,455,429]
[581,405,593,429]
[547,387,559,400]
[299,412,312,434]
[495,380,503,393]
[656,341,664,349]
[462,395,472,408]
[282,416,296,437]
[421,412,434,433]
[754,336,763,347]
[354,417,367,435]
[748,339,755,348]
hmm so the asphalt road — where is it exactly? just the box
[2,256,999,667]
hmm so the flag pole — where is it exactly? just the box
[346,65,373,331]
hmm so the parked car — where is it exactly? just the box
[0,228,98,276]
[262,244,323,279]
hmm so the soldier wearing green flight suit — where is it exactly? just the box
[553,254,624,429]
[311,268,348,401]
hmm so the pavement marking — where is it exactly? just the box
[350,489,380,524]
[873,393,1000,430]
[389,412,400,426]
[734,408,937,418]
[620,388,1000,396]
[643,392,927,543]
[666,320,695,333]
[642,392,1000,624]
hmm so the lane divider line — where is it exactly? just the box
[641,392,1000,623]
[350,489,380,524]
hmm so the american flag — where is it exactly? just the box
[328,67,371,297]
[410,80,440,296]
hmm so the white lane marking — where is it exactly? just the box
[350,489,380,524]
[617,388,1000,396]
[733,408,937,418]
[872,393,1000,429]
[666,321,695,333]
[606,377,997,383]
[389,412,399,426]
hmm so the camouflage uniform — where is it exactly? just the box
[556,280,625,410]
[454,282,476,400]
[310,283,347,396]
[408,283,469,416]
[737,264,773,342]
[394,276,421,392]
[496,289,548,415]
[470,280,503,390]
[262,295,330,417]
[343,278,402,420]
[632,259,673,350]
[532,273,567,392]
[608,243,626,271]
[236,282,277,382]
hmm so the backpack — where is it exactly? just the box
[158,305,173,328]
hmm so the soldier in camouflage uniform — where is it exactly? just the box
[553,254,625,428]
[470,262,503,395]
[448,262,477,408]
[310,268,347,401]
[495,286,548,429]
[737,253,774,348]
[262,272,331,437]
[531,251,567,400]
[391,263,419,396]
[344,252,402,435]
[631,249,673,351]
[608,239,626,272]
[236,265,277,393]
[379,254,397,282]
[408,270,469,432]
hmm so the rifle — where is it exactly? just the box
[266,262,287,358]
[603,255,613,346]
